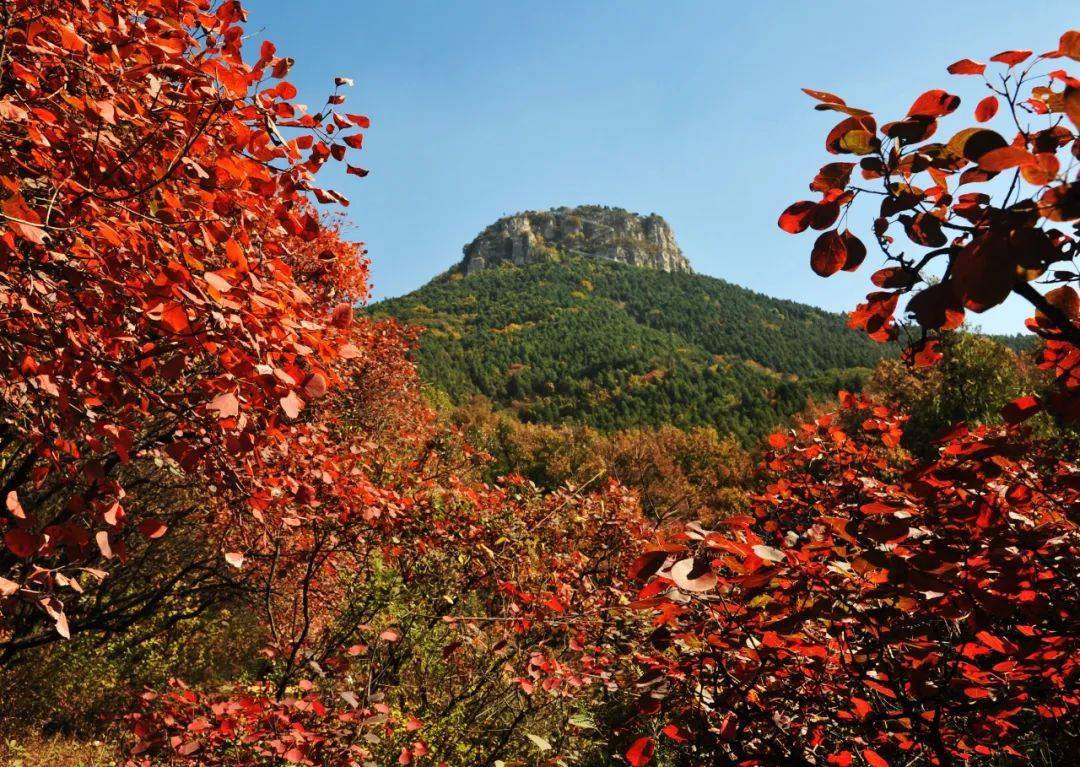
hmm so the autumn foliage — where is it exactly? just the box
[0,4,1077,767]
[621,393,1077,765]
[0,0,379,645]
[780,32,1080,421]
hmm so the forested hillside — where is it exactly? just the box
[371,256,891,441]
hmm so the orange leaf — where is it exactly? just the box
[977,146,1034,171]
[974,95,998,122]
[947,58,986,75]
[907,89,960,118]
[160,302,190,334]
[990,50,1032,67]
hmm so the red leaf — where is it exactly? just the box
[809,199,841,230]
[907,282,965,331]
[626,737,655,767]
[160,302,189,334]
[863,748,889,767]
[5,528,39,558]
[272,57,294,79]
[6,491,25,519]
[871,267,917,289]
[825,115,877,155]
[331,302,354,328]
[204,271,232,292]
[974,95,998,122]
[96,530,113,560]
[752,544,785,563]
[978,146,1035,171]
[811,162,855,193]
[840,230,866,271]
[629,550,669,581]
[280,390,304,419]
[669,558,717,592]
[1,193,46,245]
[1001,396,1041,424]
[1065,86,1080,131]
[811,230,846,277]
[303,372,328,399]
[661,724,686,742]
[138,519,168,539]
[852,697,872,720]
[342,133,364,149]
[1060,30,1080,62]
[54,610,70,639]
[976,630,1008,653]
[947,58,987,75]
[990,50,1032,67]
[908,89,960,118]
[209,392,239,419]
[802,88,846,105]
[767,432,790,449]
[224,238,247,270]
[779,201,816,234]
[346,164,369,177]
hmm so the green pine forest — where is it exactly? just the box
[370,255,900,443]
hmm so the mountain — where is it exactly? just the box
[370,210,894,443]
[460,205,692,275]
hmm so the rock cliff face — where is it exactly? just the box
[461,206,692,275]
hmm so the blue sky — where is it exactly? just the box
[250,0,1075,333]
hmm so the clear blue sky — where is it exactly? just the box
[250,0,1075,333]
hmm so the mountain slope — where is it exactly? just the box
[370,256,893,443]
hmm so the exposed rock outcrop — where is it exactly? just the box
[461,205,692,275]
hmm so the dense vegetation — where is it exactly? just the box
[371,256,889,441]
[0,4,1076,767]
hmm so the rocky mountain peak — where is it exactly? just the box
[460,205,692,275]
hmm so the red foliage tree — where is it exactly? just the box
[608,31,1080,767]
[0,0,376,648]
[4,6,1076,767]
[779,31,1080,420]
[623,394,1077,766]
